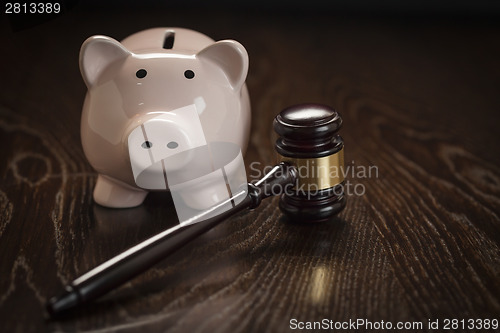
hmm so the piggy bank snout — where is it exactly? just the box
[127,108,207,190]
[129,118,190,161]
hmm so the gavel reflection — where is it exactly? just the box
[47,104,346,317]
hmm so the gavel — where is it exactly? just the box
[47,103,346,317]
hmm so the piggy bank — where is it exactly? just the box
[80,28,251,208]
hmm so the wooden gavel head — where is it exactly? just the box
[273,104,346,222]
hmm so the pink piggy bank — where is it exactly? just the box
[79,28,251,208]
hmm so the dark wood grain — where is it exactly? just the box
[1,6,499,332]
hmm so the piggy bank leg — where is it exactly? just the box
[93,174,148,208]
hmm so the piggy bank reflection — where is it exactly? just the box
[80,28,251,208]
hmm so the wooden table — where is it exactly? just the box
[1,5,499,332]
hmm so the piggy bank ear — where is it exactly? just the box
[79,35,131,88]
[197,40,249,91]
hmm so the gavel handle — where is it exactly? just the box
[46,162,297,318]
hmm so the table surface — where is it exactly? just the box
[1,5,499,333]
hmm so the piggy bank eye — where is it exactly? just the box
[136,69,147,79]
[141,141,153,149]
[184,70,195,79]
